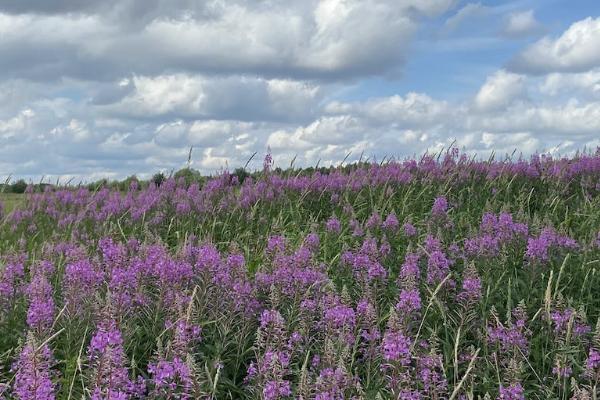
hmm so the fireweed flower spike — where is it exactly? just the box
[247,309,294,400]
[148,319,201,399]
[382,212,399,232]
[87,319,144,399]
[12,333,57,400]
[26,271,55,335]
[325,217,342,234]
[0,253,26,315]
[497,382,525,400]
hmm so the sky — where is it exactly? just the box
[0,0,599,181]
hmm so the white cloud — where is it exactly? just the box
[0,109,35,139]
[540,68,600,98]
[510,17,600,74]
[264,74,600,168]
[502,10,542,38]
[104,74,321,122]
[0,0,454,81]
[5,68,600,181]
[325,92,450,127]
[474,70,526,111]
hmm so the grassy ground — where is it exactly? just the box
[0,192,24,214]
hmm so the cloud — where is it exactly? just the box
[510,17,600,74]
[0,1,454,82]
[474,70,526,111]
[264,73,600,167]
[0,109,35,140]
[501,10,542,38]
[154,120,257,148]
[540,68,600,98]
[5,64,600,181]
[3,73,600,181]
[101,74,321,123]
[325,92,450,127]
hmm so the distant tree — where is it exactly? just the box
[233,167,249,185]
[118,175,139,192]
[87,179,109,191]
[152,172,166,187]
[11,179,27,194]
[174,168,202,187]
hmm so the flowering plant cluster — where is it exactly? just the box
[1,149,600,398]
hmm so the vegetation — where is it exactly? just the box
[1,149,600,399]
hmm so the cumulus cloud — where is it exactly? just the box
[265,75,600,167]
[540,68,600,98]
[0,0,454,82]
[325,93,450,127]
[3,72,600,180]
[502,10,542,38]
[102,74,321,123]
[0,109,35,140]
[510,17,600,74]
[474,70,526,111]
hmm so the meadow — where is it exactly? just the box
[1,149,600,399]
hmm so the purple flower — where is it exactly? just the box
[426,250,450,286]
[324,305,356,330]
[497,382,525,400]
[463,235,500,258]
[167,319,202,358]
[262,380,291,400]
[326,217,342,234]
[365,212,382,230]
[417,353,448,397]
[344,245,388,283]
[550,308,574,335]
[12,336,56,400]
[266,235,287,255]
[356,299,380,343]
[63,259,103,316]
[552,363,572,378]
[148,357,194,399]
[585,348,600,380]
[458,265,482,303]
[431,196,448,216]
[304,233,320,252]
[263,151,273,173]
[88,319,142,398]
[399,252,420,282]
[0,254,26,311]
[260,309,286,330]
[349,218,364,237]
[382,331,411,364]
[382,212,399,232]
[487,308,530,355]
[311,355,321,369]
[397,289,421,315]
[314,367,352,400]
[525,236,551,263]
[26,273,55,333]
[526,227,578,264]
[403,223,417,237]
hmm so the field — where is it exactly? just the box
[1,150,600,399]
[0,193,24,216]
